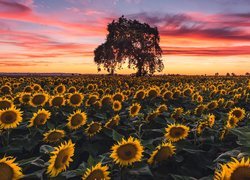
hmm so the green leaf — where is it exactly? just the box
[87,155,95,167]
[112,130,124,142]
[40,145,54,154]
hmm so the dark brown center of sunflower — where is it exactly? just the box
[22,95,30,103]
[169,127,185,138]
[32,95,46,105]
[88,97,97,104]
[1,111,17,124]
[71,114,83,126]
[136,91,144,99]
[117,144,137,160]
[230,167,250,180]
[154,147,172,162]
[0,101,12,110]
[86,169,104,180]
[114,94,122,101]
[47,132,63,142]
[101,97,111,106]
[34,113,47,125]
[57,86,64,93]
[70,94,81,105]
[130,106,138,115]
[1,87,10,94]
[0,162,14,180]
[52,97,63,106]
[232,110,242,118]
[54,149,69,169]
[88,123,100,134]
[114,103,120,109]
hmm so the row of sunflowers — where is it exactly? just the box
[0,75,249,179]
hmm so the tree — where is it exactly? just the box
[94,16,164,76]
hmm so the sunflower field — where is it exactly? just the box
[0,75,249,180]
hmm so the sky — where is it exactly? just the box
[0,0,250,75]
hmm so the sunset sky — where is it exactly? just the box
[0,0,250,75]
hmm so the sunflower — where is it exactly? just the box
[156,104,168,113]
[43,129,65,143]
[28,109,51,127]
[207,114,215,128]
[19,93,31,104]
[85,94,98,106]
[67,110,87,130]
[196,121,208,135]
[183,88,193,97]
[165,124,190,142]
[228,107,246,121]
[171,107,184,120]
[110,137,144,166]
[226,115,239,129]
[33,84,42,92]
[86,83,95,91]
[47,140,75,177]
[49,95,65,107]
[146,111,159,122]
[30,93,49,107]
[0,156,23,180]
[194,104,206,116]
[224,100,234,109]
[147,87,159,98]
[112,100,122,112]
[85,122,102,137]
[129,103,141,117]
[134,90,146,100]
[113,92,125,102]
[0,85,12,94]
[207,100,218,110]
[0,98,13,110]
[68,86,76,93]
[148,142,176,164]
[162,91,173,101]
[54,84,66,94]
[105,115,120,129]
[82,163,110,180]
[0,107,22,129]
[23,85,33,93]
[214,157,250,180]
[100,95,113,107]
[68,92,84,107]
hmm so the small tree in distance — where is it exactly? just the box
[94,16,164,76]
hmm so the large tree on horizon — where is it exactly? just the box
[94,16,164,76]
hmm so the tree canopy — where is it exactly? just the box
[94,16,164,76]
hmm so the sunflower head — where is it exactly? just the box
[68,92,84,107]
[194,104,206,116]
[207,114,215,128]
[85,94,98,106]
[0,156,23,179]
[156,104,168,114]
[129,103,141,117]
[229,107,246,121]
[30,93,49,107]
[148,142,176,164]
[183,88,193,97]
[134,90,146,100]
[110,137,144,166]
[68,86,77,93]
[112,100,122,112]
[0,107,22,129]
[226,115,239,129]
[0,85,12,94]
[196,121,208,135]
[47,140,75,177]
[19,93,31,104]
[82,163,110,180]
[49,95,65,107]
[224,100,234,109]
[146,111,159,122]
[54,84,66,94]
[147,87,159,98]
[100,95,113,107]
[165,124,190,142]
[23,85,33,93]
[43,129,65,143]
[85,122,102,137]
[207,100,218,110]
[113,92,125,102]
[0,98,13,110]
[105,115,120,129]
[162,91,173,101]
[67,110,87,130]
[28,109,51,127]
